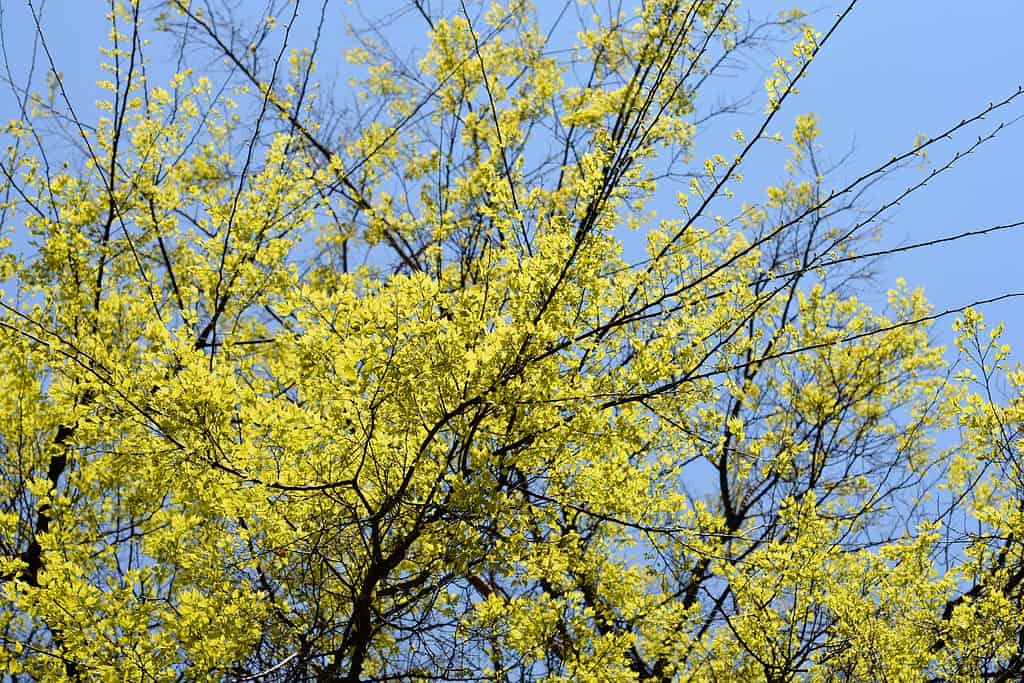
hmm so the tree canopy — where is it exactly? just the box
[1,0,1023,680]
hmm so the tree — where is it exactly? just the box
[0,0,1023,679]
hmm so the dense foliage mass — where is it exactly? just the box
[1,0,1023,680]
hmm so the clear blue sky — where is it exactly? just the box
[2,1,1023,362]
[796,2,1024,356]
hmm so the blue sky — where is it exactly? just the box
[2,1,1022,364]
[796,2,1024,348]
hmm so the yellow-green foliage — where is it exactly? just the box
[0,1,1021,680]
